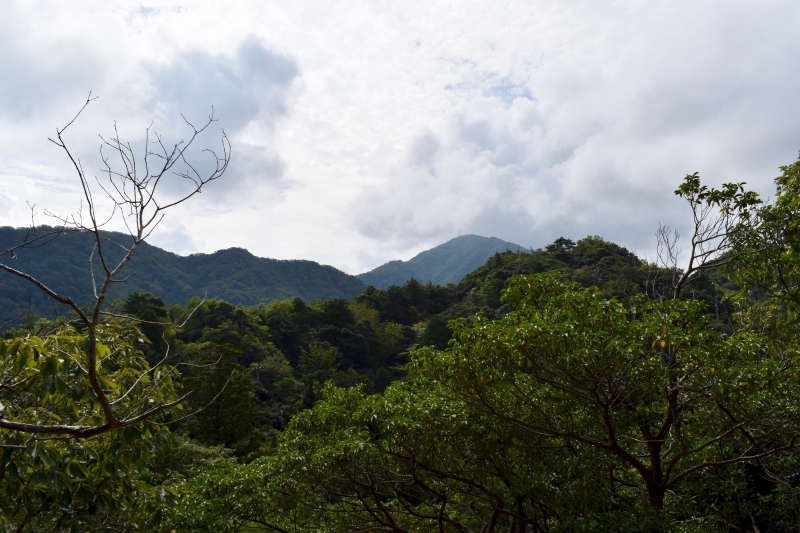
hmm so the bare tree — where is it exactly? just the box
[656,172,762,299]
[0,94,230,437]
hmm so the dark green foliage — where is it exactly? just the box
[358,234,526,287]
[420,314,450,349]
[332,368,373,390]
[0,325,182,531]
[372,367,393,392]
[0,227,366,326]
[380,285,420,324]
[443,235,734,324]
[342,236,738,360]
[183,344,258,450]
[176,299,271,367]
[317,325,371,367]
[256,298,306,363]
[320,298,355,328]
[545,235,575,258]
[296,342,339,384]
[123,292,168,356]
[349,236,688,350]
[184,343,256,447]
[353,278,458,327]
[456,235,644,302]
[247,346,298,431]
[163,270,800,532]
[155,434,235,478]
[157,289,419,454]
[4,227,780,533]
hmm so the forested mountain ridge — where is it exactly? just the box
[357,234,526,288]
[0,226,366,323]
[5,154,800,532]
[1,231,792,530]
[0,229,530,326]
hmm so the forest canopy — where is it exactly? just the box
[2,155,800,532]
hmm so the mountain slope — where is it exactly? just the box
[0,227,366,323]
[358,234,526,288]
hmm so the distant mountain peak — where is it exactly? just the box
[358,235,526,288]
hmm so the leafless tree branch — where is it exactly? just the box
[0,95,230,438]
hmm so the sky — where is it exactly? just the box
[1,1,799,275]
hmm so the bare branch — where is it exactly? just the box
[150,372,234,426]
[1,96,230,439]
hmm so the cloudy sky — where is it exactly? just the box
[1,1,799,274]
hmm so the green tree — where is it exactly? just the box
[0,325,180,530]
[182,343,258,450]
[320,298,356,328]
[292,342,339,409]
[418,273,800,511]
[545,236,576,260]
[730,154,800,310]
[659,172,761,299]
[122,292,168,357]
[159,277,800,531]
[0,97,228,439]
[0,98,229,530]
[420,313,451,350]
[162,383,550,532]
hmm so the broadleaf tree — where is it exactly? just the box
[0,96,230,530]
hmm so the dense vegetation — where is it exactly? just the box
[2,156,800,532]
[0,227,366,325]
[358,234,525,288]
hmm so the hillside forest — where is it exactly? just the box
[1,156,799,532]
[0,228,366,326]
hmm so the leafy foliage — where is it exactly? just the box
[419,273,800,511]
[7,158,800,532]
[162,272,800,532]
[0,325,180,531]
[731,154,800,311]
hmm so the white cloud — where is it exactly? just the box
[145,220,197,256]
[0,0,798,275]
[143,36,300,204]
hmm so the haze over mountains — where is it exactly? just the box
[0,228,526,324]
[357,235,526,288]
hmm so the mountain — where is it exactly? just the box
[0,226,366,323]
[357,234,527,288]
